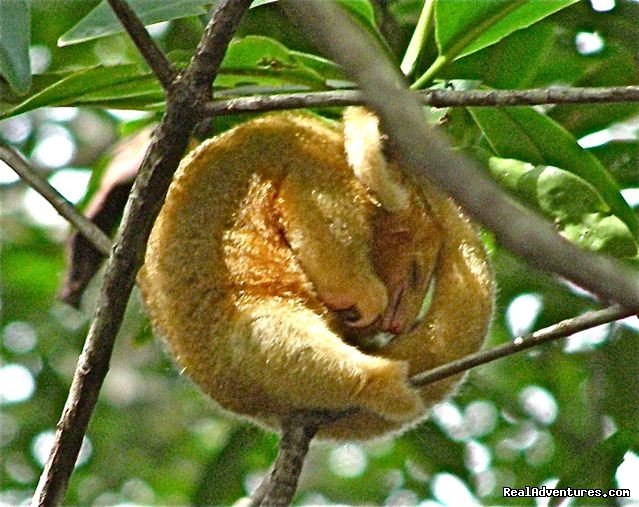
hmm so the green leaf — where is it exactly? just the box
[0,64,162,119]
[213,36,328,89]
[413,0,578,87]
[0,0,32,94]
[490,158,637,257]
[435,0,577,60]
[58,0,214,46]
[469,106,639,239]
[290,51,346,82]
[440,20,556,89]
[562,217,637,258]
[401,0,435,76]
[589,141,639,187]
[0,37,338,118]
[337,0,376,28]
[336,0,393,58]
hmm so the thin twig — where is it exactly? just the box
[204,85,639,116]
[0,142,111,255]
[282,0,639,311]
[418,84,639,107]
[30,2,252,506]
[410,305,635,387]
[106,0,176,90]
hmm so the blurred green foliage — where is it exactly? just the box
[2,0,639,505]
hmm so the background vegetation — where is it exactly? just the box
[1,0,639,505]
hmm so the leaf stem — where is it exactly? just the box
[411,0,527,89]
[400,0,436,77]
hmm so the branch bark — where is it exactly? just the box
[282,0,639,311]
[410,305,635,387]
[248,411,352,507]
[248,415,318,507]
[30,1,252,505]
[203,84,639,116]
[106,0,176,89]
[0,141,111,255]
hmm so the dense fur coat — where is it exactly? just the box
[138,110,494,440]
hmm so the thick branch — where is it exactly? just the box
[204,85,639,116]
[248,411,350,507]
[106,0,176,90]
[30,1,252,506]
[188,0,253,93]
[249,416,317,507]
[0,142,111,255]
[282,0,639,310]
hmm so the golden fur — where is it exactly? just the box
[138,110,494,440]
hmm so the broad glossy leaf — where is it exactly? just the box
[291,52,346,82]
[440,20,556,89]
[469,106,639,238]
[0,0,31,94]
[215,36,326,89]
[0,64,161,119]
[435,0,578,61]
[337,0,393,57]
[490,158,637,257]
[252,0,377,28]
[334,0,376,27]
[0,37,338,118]
[59,0,214,46]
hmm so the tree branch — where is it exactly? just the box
[30,1,252,506]
[203,85,639,116]
[410,305,635,387]
[248,415,317,507]
[106,0,176,90]
[0,141,111,256]
[188,0,254,94]
[246,303,635,505]
[418,84,639,107]
[248,411,350,507]
[281,0,639,310]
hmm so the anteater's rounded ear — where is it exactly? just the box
[343,107,409,212]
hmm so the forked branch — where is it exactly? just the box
[30,1,252,505]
